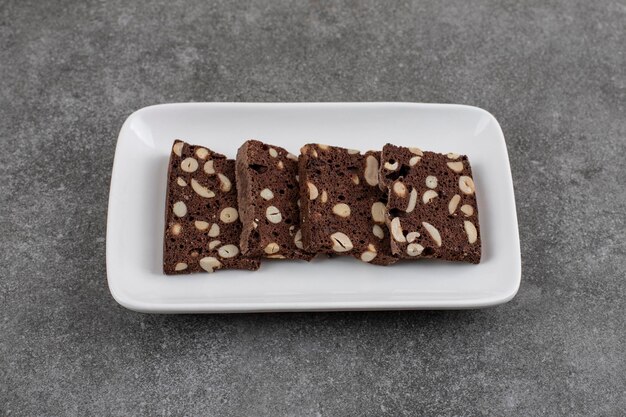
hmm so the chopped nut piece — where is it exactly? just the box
[203,160,215,175]
[406,243,424,257]
[260,188,274,200]
[372,225,385,239]
[172,142,184,157]
[191,179,216,198]
[170,224,182,236]
[384,161,399,170]
[208,223,220,237]
[406,188,418,213]
[218,244,239,259]
[459,176,475,195]
[409,156,421,166]
[461,204,474,216]
[199,256,222,273]
[393,181,407,197]
[294,229,304,249]
[464,220,478,243]
[220,207,238,223]
[390,217,406,243]
[265,206,282,223]
[332,203,351,218]
[364,155,379,186]
[422,222,442,247]
[195,148,209,159]
[307,181,319,200]
[217,173,232,192]
[371,202,386,223]
[406,231,420,243]
[448,194,461,214]
[422,190,438,204]
[360,250,377,263]
[447,161,464,173]
[181,157,198,173]
[194,221,209,231]
[173,201,187,217]
[264,242,280,255]
[330,232,353,252]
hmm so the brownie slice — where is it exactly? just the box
[163,140,260,274]
[298,144,397,266]
[379,144,481,263]
[236,140,313,260]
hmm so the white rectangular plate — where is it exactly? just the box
[107,103,520,313]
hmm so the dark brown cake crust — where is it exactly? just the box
[235,140,313,260]
[298,144,397,266]
[163,140,260,275]
[379,144,481,263]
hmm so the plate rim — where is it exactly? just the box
[106,102,521,313]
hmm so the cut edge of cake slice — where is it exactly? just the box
[163,140,260,275]
[379,143,481,263]
[298,143,397,266]
[235,139,314,260]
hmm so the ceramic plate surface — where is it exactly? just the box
[107,103,520,313]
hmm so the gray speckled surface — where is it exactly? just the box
[1,0,625,415]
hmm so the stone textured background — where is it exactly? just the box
[1,0,625,415]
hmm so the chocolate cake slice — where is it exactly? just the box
[163,140,260,274]
[235,140,313,260]
[379,144,481,263]
[298,144,397,266]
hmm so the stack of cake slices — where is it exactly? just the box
[163,140,481,275]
